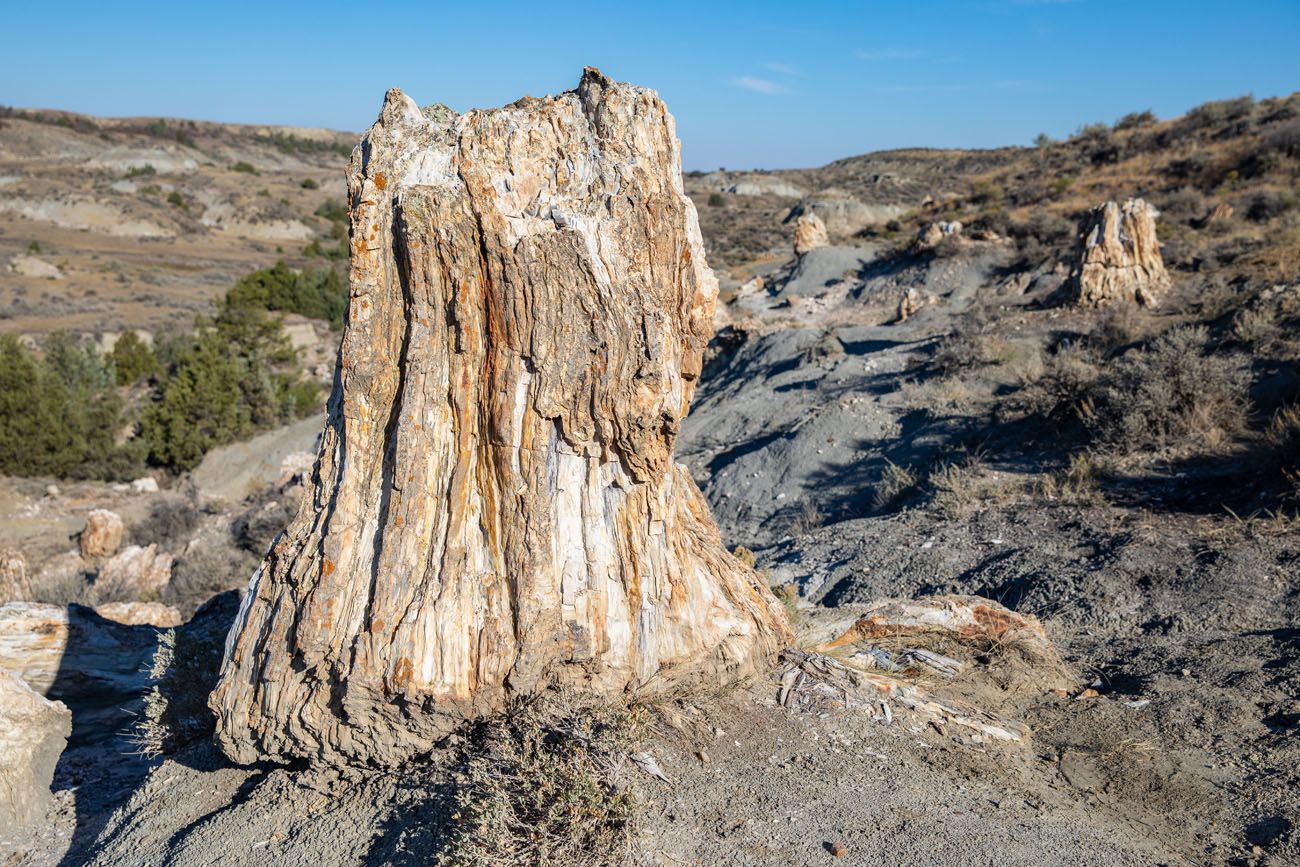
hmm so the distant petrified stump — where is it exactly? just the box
[1067,198,1169,307]
[211,69,791,767]
[793,211,829,256]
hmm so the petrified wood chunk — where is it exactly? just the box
[1067,198,1169,307]
[211,69,791,767]
[0,670,71,831]
[79,508,125,560]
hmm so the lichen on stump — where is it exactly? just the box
[210,69,791,768]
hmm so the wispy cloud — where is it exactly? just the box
[855,49,925,61]
[763,62,803,77]
[731,75,787,95]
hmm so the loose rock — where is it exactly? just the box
[79,508,125,560]
[0,670,71,831]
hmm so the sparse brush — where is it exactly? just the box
[731,545,757,568]
[931,328,1011,376]
[1035,452,1102,504]
[1267,405,1300,494]
[928,455,1020,518]
[1087,325,1249,453]
[790,498,823,535]
[872,459,918,511]
[1232,306,1281,350]
[1017,342,1103,427]
[130,593,236,756]
[438,692,648,867]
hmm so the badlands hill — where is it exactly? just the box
[0,107,353,336]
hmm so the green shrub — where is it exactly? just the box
[141,303,308,472]
[255,132,352,158]
[124,164,156,178]
[226,261,348,329]
[300,178,319,190]
[0,333,144,480]
[707,192,725,207]
[1185,95,1255,130]
[314,200,349,223]
[109,331,158,385]
[873,459,918,511]
[231,161,258,175]
[302,238,347,261]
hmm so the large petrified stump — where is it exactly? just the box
[1066,198,1170,307]
[211,69,791,767]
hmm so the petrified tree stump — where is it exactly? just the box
[1067,198,1169,307]
[211,69,791,767]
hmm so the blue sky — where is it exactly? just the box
[3,1,1298,170]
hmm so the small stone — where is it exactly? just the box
[696,750,710,764]
[79,509,125,560]
[829,841,848,858]
[44,485,60,498]
[131,477,160,494]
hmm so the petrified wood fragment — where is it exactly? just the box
[211,69,791,767]
[1067,198,1169,307]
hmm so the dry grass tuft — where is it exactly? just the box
[438,692,650,867]
[872,459,918,511]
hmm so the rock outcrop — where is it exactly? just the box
[0,670,71,831]
[79,508,125,560]
[211,69,791,768]
[1067,198,1169,307]
[793,211,829,256]
[0,549,31,603]
[789,190,903,236]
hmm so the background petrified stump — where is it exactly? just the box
[1067,198,1169,307]
[211,69,790,767]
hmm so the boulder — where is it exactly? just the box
[211,68,791,768]
[0,602,161,746]
[94,601,183,627]
[793,211,829,256]
[0,670,71,831]
[90,544,173,603]
[1067,198,1169,307]
[79,508,125,560]
[6,255,63,280]
[0,549,31,603]
[913,220,963,253]
[896,288,926,323]
[131,476,160,494]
